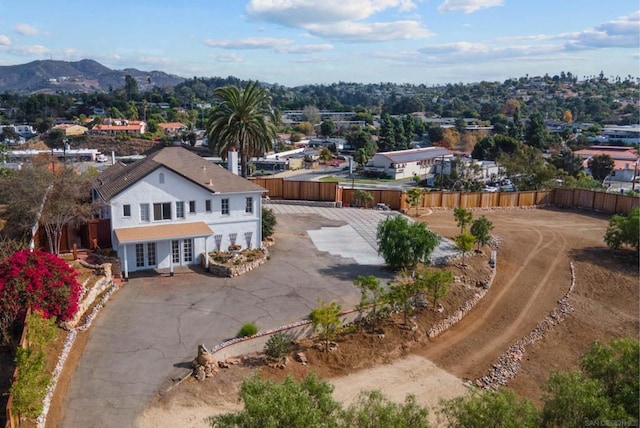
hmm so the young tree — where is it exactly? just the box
[320,119,336,137]
[353,147,370,171]
[587,154,615,181]
[542,371,627,427]
[341,390,430,428]
[453,207,473,234]
[405,187,425,216]
[417,268,454,309]
[208,374,341,428]
[262,207,277,239]
[581,338,639,418]
[603,207,639,255]
[353,189,373,208]
[455,232,475,266]
[470,215,494,251]
[309,299,343,352]
[441,388,540,428]
[353,275,384,329]
[41,167,94,255]
[376,215,440,271]
[386,270,423,325]
[319,147,333,166]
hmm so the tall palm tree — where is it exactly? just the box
[206,81,276,177]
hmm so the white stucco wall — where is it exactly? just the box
[109,166,263,272]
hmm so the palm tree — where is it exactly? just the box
[206,81,277,177]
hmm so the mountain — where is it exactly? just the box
[0,59,185,93]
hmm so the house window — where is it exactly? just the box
[135,244,144,267]
[147,243,156,266]
[172,240,180,263]
[205,199,212,212]
[159,173,165,184]
[176,201,185,219]
[245,197,253,214]
[221,198,229,215]
[183,239,193,262]
[153,202,171,221]
[140,203,150,222]
[123,204,131,217]
[189,200,196,214]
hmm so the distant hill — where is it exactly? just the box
[0,59,185,93]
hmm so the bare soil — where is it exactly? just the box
[138,207,639,427]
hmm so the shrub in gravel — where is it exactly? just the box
[264,332,291,359]
[236,322,258,338]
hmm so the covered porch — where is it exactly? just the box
[114,222,213,280]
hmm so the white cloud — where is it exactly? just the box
[204,37,292,50]
[0,35,11,46]
[9,45,50,56]
[247,0,417,25]
[13,23,40,36]
[245,0,430,43]
[215,53,245,63]
[282,44,333,53]
[437,0,504,13]
[306,20,433,42]
[565,12,640,50]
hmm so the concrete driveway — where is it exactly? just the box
[61,209,395,427]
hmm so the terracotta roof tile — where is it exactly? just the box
[114,221,213,244]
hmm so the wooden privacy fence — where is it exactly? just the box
[250,177,339,201]
[553,188,639,214]
[250,178,638,215]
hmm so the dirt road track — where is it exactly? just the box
[415,209,607,381]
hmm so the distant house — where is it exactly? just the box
[367,147,453,179]
[574,145,639,182]
[158,122,188,135]
[91,146,266,278]
[53,123,88,136]
[91,119,146,135]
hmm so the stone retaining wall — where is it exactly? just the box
[427,264,497,338]
[208,310,362,361]
[476,262,576,390]
[205,248,269,278]
[61,261,113,329]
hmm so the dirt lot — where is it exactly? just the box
[137,207,638,427]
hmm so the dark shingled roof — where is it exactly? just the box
[94,146,266,201]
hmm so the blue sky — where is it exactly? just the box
[0,1,638,86]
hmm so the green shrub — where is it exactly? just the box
[262,207,277,239]
[264,332,291,359]
[236,322,258,338]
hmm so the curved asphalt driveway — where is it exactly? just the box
[61,208,396,427]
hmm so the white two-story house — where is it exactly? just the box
[92,146,266,279]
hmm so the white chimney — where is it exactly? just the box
[228,148,239,175]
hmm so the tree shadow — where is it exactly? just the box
[568,247,638,273]
[317,263,395,282]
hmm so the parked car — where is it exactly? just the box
[96,154,108,163]
[372,203,391,211]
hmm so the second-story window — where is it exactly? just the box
[245,197,253,214]
[123,204,131,217]
[189,200,196,214]
[176,201,185,219]
[159,173,165,184]
[140,203,150,222]
[205,199,212,212]
[153,202,171,221]
[221,198,229,215]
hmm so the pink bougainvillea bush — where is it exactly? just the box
[0,250,81,340]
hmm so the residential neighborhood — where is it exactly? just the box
[0,63,638,428]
